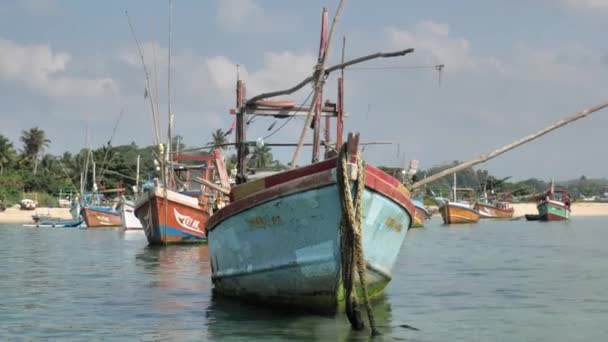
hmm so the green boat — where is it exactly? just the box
[537,199,570,221]
[527,181,571,221]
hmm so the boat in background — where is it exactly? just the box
[439,201,480,224]
[20,199,37,210]
[117,199,142,230]
[438,174,480,224]
[412,199,430,228]
[134,150,230,245]
[475,193,514,219]
[23,218,84,228]
[81,205,122,227]
[526,180,571,221]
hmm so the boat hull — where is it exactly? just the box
[439,202,480,224]
[475,203,514,219]
[411,200,430,228]
[134,188,208,245]
[23,219,84,228]
[208,161,413,314]
[81,207,122,227]
[537,200,570,221]
[119,201,143,230]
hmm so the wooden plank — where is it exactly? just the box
[212,149,231,190]
[195,177,231,195]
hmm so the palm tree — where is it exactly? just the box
[0,135,16,175]
[250,145,273,169]
[20,127,51,175]
[211,129,227,150]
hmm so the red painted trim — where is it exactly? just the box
[545,213,568,221]
[366,165,400,188]
[263,158,336,188]
[364,165,416,216]
[208,170,335,230]
[208,162,416,231]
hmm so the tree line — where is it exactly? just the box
[0,127,286,206]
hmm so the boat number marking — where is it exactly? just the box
[385,217,403,233]
[247,215,282,227]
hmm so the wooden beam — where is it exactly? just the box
[195,177,231,195]
[412,100,608,189]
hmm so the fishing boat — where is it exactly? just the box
[527,181,571,221]
[474,196,514,219]
[437,174,480,224]
[117,199,142,230]
[20,199,37,210]
[134,151,230,245]
[81,205,122,227]
[23,218,84,228]
[412,199,430,228]
[208,134,414,314]
[208,9,417,327]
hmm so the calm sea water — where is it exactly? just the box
[1,217,607,341]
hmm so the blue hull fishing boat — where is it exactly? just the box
[208,158,413,313]
[207,5,417,333]
[23,219,84,228]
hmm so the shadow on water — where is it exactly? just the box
[204,292,421,341]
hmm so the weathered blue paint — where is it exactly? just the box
[208,184,411,313]
[144,224,206,244]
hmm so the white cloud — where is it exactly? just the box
[385,20,607,84]
[386,20,476,72]
[206,51,317,99]
[216,0,271,32]
[0,38,118,99]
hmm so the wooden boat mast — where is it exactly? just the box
[412,100,608,190]
[232,10,414,183]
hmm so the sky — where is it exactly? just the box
[0,0,607,181]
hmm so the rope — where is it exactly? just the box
[337,142,380,336]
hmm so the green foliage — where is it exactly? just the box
[20,127,51,174]
[0,128,161,205]
[0,172,24,204]
[211,129,228,150]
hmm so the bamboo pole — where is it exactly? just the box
[290,0,346,168]
[411,100,608,189]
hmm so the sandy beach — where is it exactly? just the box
[1,202,607,224]
[511,202,608,217]
[0,207,73,224]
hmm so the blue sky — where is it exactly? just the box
[1,0,607,180]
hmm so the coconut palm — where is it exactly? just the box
[211,129,227,150]
[250,145,273,169]
[0,135,16,175]
[20,127,51,175]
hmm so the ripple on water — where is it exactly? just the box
[2,218,608,340]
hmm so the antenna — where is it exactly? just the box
[435,64,445,87]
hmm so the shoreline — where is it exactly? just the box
[1,202,607,224]
[511,202,608,217]
[0,207,73,224]
[427,202,608,218]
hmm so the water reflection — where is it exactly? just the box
[205,292,398,341]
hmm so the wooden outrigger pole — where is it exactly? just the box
[411,100,608,189]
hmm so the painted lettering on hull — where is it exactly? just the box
[247,215,283,227]
[174,208,202,232]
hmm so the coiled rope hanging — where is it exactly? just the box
[337,142,380,336]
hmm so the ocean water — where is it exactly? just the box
[1,217,607,341]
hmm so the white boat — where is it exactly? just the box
[118,199,143,230]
